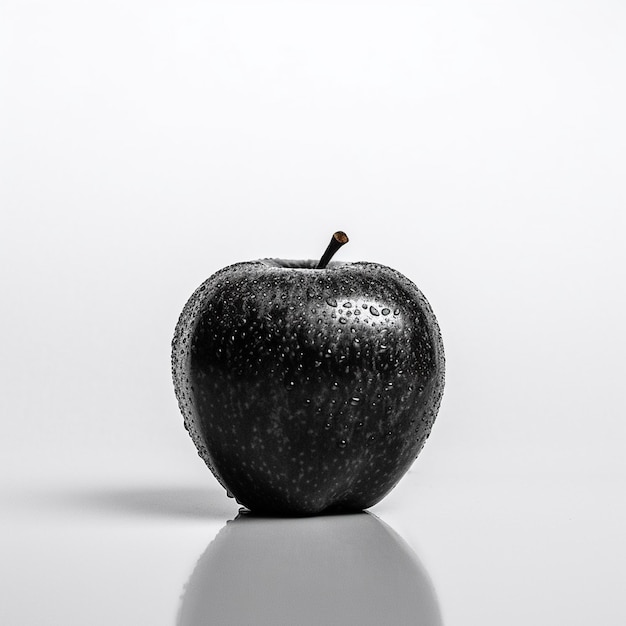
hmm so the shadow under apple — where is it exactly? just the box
[177,511,443,626]
[42,484,236,520]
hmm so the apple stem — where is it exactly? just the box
[316,231,349,269]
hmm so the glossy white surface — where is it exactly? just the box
[2,1,625,624]
[3,455,625,625]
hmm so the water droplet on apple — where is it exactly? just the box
[326,297,337,307]
[350,397,361,405]
[339,317,347,324]
[324,422,332,429]
[393,308,400,315]
[337,439,348,448]
[343,302,352,308]
[370,306,380,316]
[382,308,390,316]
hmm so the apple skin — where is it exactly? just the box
[172,259,444,516]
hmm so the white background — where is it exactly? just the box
[1,1,625,624]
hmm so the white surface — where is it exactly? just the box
[1,1,625,624]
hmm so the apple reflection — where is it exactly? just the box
[177,511,443,626]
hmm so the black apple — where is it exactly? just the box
[172,232,445,515]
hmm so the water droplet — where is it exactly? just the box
[337,439,348,448]
[370,306,380,316]
[339,317,347,324]
[326,297,337,307]
[350,396,361,405]
[343,302,352,308]
[382,308,390,316]
[393,308,400,315]
[324,422,332,429]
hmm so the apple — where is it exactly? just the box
[172,232,445,515]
